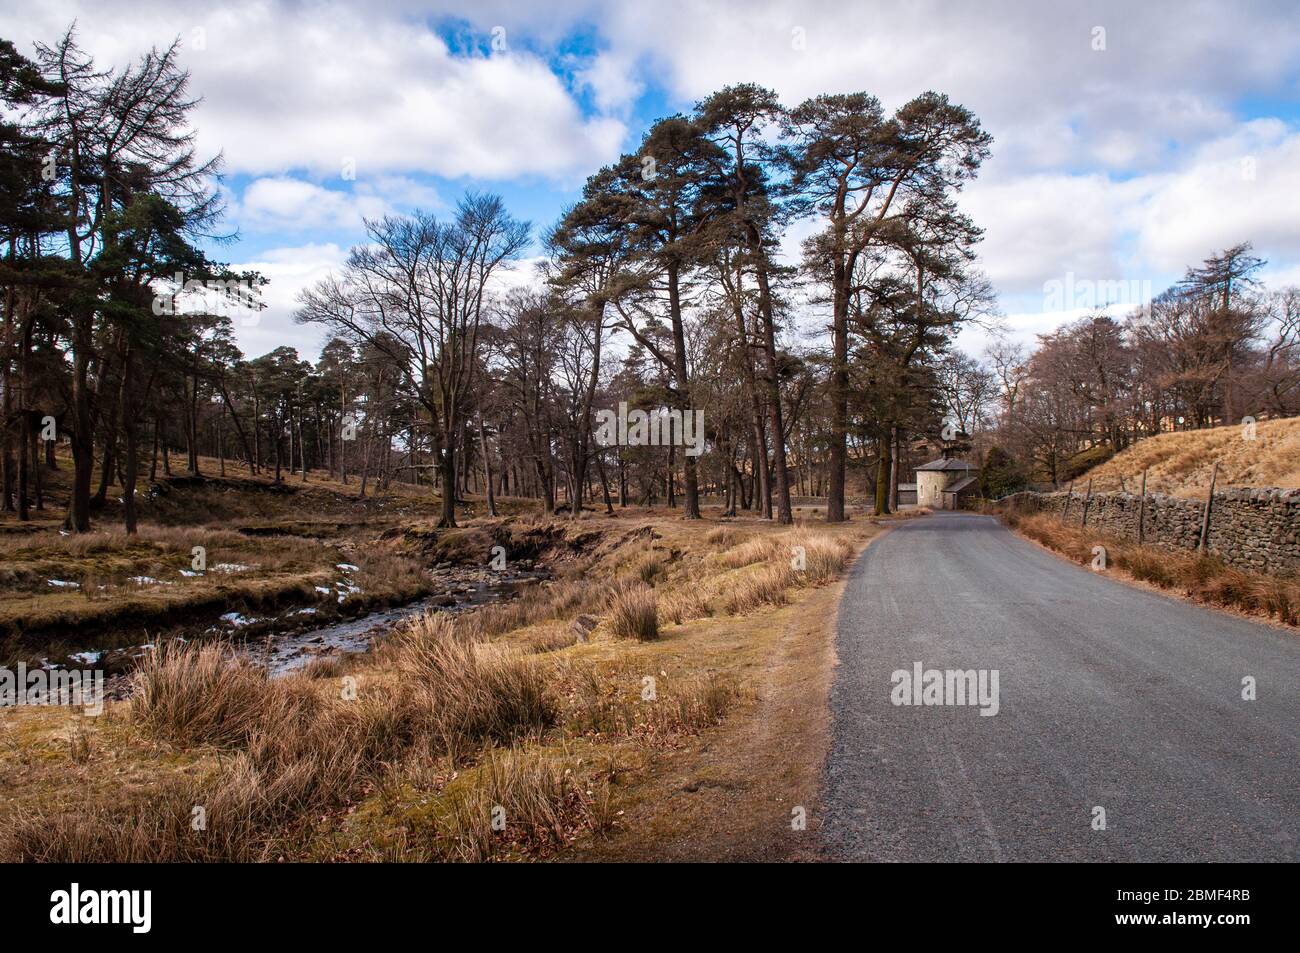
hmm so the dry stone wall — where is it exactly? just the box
[1001,487,1300,573]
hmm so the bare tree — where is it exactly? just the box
[296,195,528,526]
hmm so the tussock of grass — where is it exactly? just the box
[298,653,349,679]
[721,562,794,614]
[420,748,612,862]
[633,551,669,584]
[565,666,739,739]
[608,584,659,641]
[131,642,286,749]
[704,526,743,548]
[716,533,785,569]
[714,529,854,615]
[657,587,710,626]
[396,616,554,755]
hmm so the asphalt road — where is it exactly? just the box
[823,511,1299,862]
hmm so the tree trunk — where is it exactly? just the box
[122,352,139,534]
[874,433,892,516]
[479,415,497,517]
[665,263,701,518]
[753,261,792,523]
[888,426,900,510]
[826,257,849,523]
[439,444,457,527]
[66,313,95,532]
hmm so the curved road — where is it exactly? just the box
[823,511,1299,862]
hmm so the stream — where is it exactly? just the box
[42,565,549,697]
[260,568,546,676]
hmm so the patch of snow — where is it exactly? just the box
[47,579,80,588]
[219,612,255,627]
[179,569,202,577]
[68,650,104,664]
[336,563,360,572]
[213,563,252,573]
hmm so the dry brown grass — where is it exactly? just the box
[713,529,854,614]
[564,664,739,740]
[416,747,613,862]
[704,526,743,548]
[1,506,883,864]
[1077,416,1300,497]
[721,562,795,614]
[432,579,609,646]
[395,616,554,756]
[130,642,286,748]
[4,671,417,862]
[1010,511,1300,626]
[657,587,711,626]
[608,584,659,641]
[716,533,785,569]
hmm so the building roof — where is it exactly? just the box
[944,475,979,494]
[915,458,975,472]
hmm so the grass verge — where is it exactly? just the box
[1007,510,1300,627]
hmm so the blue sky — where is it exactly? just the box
[7,0,1300,362]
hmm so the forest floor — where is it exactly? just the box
[0,452,907,862]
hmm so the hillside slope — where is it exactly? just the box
[1077,416,1300,497]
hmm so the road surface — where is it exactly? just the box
[823,511,1299,861]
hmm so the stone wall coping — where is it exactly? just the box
[1017,486,1300,506]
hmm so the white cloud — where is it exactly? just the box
[961,173,1135,297]
[233,175,449,236]
[1133,120,1300,272]
[236,178,387,232]
[229,243,349,359]
[960,122,1300,309]
[1,0,628,181]
[956,302,1142,357]
[576,50,644,114]
[9,0,1300,362]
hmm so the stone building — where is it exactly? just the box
[913,457,978,510]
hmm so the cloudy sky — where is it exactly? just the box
[6,0,1300,360]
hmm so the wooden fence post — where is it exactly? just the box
[1198,462,1219,553]
[1081,478,1093,527]
[1137,468,1148,545]
[1062,480,1075,520]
